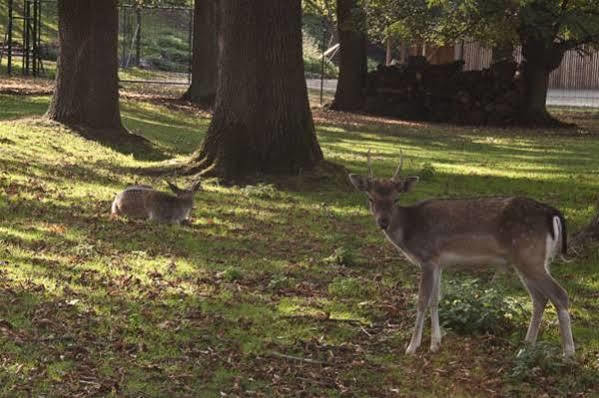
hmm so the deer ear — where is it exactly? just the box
[348,174,371,192]
[396,176,419,192]
[166,180,182,194]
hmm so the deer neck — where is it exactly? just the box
[383,205,422,266]
[383,205,410,247]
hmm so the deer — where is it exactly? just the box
[349,151,575,357]
[111,180,202,224]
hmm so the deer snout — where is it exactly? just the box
[377,217,390,230]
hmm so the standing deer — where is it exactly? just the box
[349,151,575,357]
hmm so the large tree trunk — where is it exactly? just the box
[491,42,514,63]
[330,0,367,111]
[519,37,565,125]
[185,0,323,179]
[182,0,218,105]
[47,0,124,133]
[572,205,599,253]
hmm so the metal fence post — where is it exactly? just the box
[7,0,13,75]
[23,0,29,75]
[32,0,38,76]
[320,18,326,105]
[187,7,192,84]
[135,6,141,66]
[121,7,127,67]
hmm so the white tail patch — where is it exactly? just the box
[544,216,562,273]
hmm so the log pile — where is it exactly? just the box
[364,56,524,125]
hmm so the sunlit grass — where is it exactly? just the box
[1,90,598,396]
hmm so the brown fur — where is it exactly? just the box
[349,170,574,357]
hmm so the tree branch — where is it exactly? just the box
[559,33,599,51]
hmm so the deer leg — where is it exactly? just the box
[522,281,548,345]
[406,265,436,355]
[430,268,442,352]
[527,274,575,357]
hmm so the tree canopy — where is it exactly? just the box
[367,0,599,51]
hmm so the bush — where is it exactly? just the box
[216,267,242,282]
[240,183,280,200]
[419,162,436,181]
[439,278,525,335]
[159,48,191,64]
[156,35,188,52]
[146,55,186,72]
[508,342,569,382]
[303,30,338,79]
[322,247,357,267]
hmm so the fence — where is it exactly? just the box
[0,0,56,77]
[459,41,599,107]
[461,41,599,90]
[118,4,193,85]
[0,2,193,84]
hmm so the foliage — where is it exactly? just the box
[127,0,192,7]
[365,0,599,50]
[239,183,281,199]
[322,246,357,266]
[303,14,339,78]
[419,162,436,181]
[439,278,526,335]
[303,0,337,24]
[508,342,570,382]
[506,342,599,395]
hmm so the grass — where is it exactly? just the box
[1,81,599,397]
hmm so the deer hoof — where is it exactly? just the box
[430,342,441,353]
[405,344,418,355]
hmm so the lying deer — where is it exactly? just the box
[111,180,202,224]
[349,151,575,357]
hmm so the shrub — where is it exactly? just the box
[322,247,357,267]
[156,35,188,52]
[217,267,242,282]
[419,162,436,181]
[439,278,526,335]
[240,183,280,200]
[508,342,569,383]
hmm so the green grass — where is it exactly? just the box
[1,88,599,397]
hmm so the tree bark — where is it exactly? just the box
[491,42,514,63]
[47,0,124,133]
[186,0,323,180]
[330,0,367,111]
[519,37,565,125]
[182,0,218,105]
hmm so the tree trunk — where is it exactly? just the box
[47,0,124,133]
[572,206,599,252]
[182,0,218,105]
[330,0,367,111]
[519,37,565,125]
[491,42,514,63]
[185,0,323,179]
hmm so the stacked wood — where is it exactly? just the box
[363,56,523,125]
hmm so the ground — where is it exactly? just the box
[1,78,599,397]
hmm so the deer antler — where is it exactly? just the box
[367,149,374,179]
[393,150,403,180]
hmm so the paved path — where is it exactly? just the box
[546,89,599,107]
[306,79,599,108]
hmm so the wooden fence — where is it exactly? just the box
[460,42,599,89]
